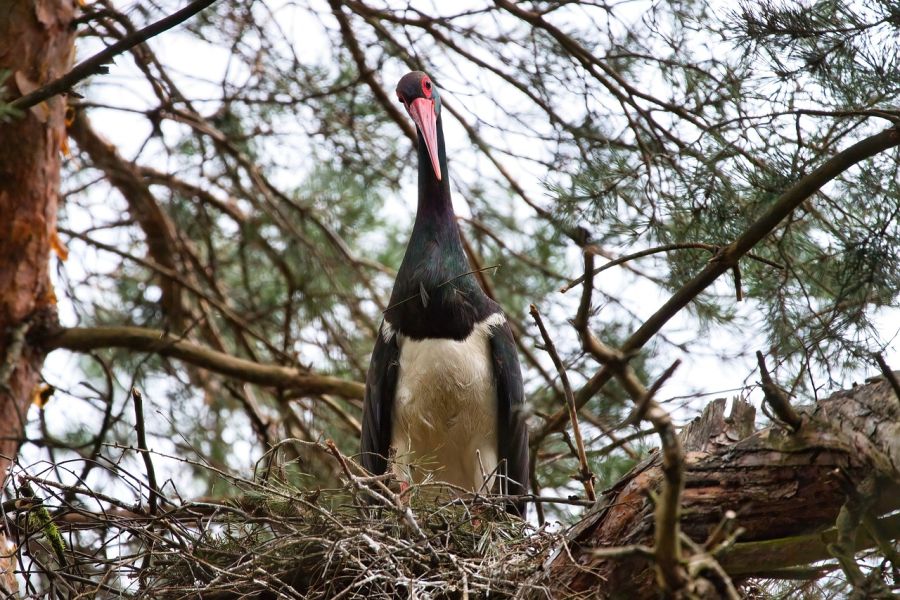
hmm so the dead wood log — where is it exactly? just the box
[539,376,900,597]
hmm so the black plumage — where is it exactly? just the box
[360,71,529,515]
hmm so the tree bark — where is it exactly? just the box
[540,378,900,597]
[0,0,75,485]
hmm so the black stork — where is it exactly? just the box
[360,71,530,516]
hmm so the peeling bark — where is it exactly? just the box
[540,379,900,597]
[0,0,75,483]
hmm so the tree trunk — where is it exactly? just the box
[539,377,900,597]
[0,0,74,486]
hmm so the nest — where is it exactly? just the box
[2,442,562,599]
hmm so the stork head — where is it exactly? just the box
[396,71,442,181]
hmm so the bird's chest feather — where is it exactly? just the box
[390,314,503,480]
[394,330,496,435]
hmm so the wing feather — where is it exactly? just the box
[360,323,400,475]
[489,317,530,516]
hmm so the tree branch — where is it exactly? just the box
[756,351,803,430]
[720,510,900,577]
[327,0,416,144]
[10,0,220,110]
[561,243,784,294]
[529,304,596,502]
[42,326,365,399]
[538,126,900,443]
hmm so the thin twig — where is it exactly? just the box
[325,440,440,561]
[529,304,595,502]
[756,351,802,431]
[570,250,639,459]
[560,242,784,293]
[621,359,681,427]
[131,388,160,516]
[10,0,220,110]
[647,400,687,593]
[731,265,743,302]
[704,510,739,553]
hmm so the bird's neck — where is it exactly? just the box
[415,117,453,223]
[387,116,492,339]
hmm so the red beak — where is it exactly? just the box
[407,97,441,181]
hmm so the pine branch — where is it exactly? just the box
[42,326,365,399]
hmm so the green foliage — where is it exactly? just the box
[0,69,23,122]
[550,0,900,390]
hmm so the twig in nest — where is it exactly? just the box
[529,304,595,502]
[755,351,802,430]
[132,387,161,515]
[325,440,439,561]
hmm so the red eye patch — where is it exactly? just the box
[421,77,433,98]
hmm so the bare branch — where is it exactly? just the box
[42,326,365,399]
[561,243,784,294]
[756,351,803,430]
[529,304,595,502]
[871,352,900,404]
[130,387,161,516]
[327,0,416,144]
[10,0,219,110]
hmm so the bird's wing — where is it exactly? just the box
[360,321,400,475]
[489,316,530,516]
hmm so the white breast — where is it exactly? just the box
[390,313,505,493]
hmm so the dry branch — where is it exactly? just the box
[755,351,802,430]
[529,304,596,501]
[42,326,365,398]
[10,0,219,110]
[569,248,693,593]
